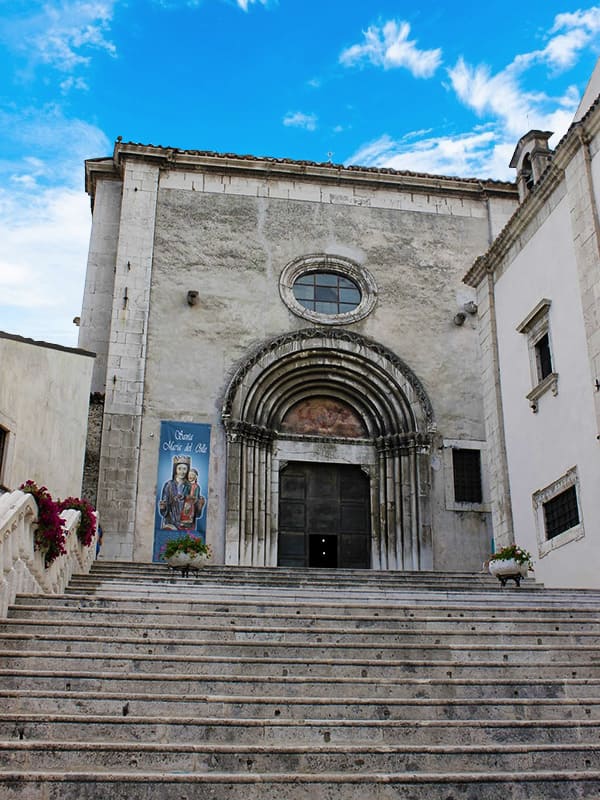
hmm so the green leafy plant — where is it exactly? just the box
[489,544,533,570]
[161,533,211,560]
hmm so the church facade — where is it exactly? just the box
[79,142,517,570]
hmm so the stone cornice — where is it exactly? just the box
[85,140,517,202]
[464,97,600,287]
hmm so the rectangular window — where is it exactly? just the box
[452,448,482,503]
[543,485,580,540]
[0,427,6,482]
[535,333,553,381]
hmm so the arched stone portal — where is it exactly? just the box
[221,329,435,570]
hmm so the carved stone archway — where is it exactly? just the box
[221,328,435,570]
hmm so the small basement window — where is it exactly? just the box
[543,485,580,540]
[452,448,482,504]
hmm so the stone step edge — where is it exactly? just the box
[4,690,600,711]
[0,739,595,755]
[3,648,596,668]
[5,621,600,640]
[13,601,600,622]
[5,633,600,653]
[2,668,597,688]
[0,769,598,785]
[3,713,599,728]
[20,591,600,611]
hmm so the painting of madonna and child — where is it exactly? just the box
[152,421,211,562]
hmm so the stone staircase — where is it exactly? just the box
[0,562,599,798]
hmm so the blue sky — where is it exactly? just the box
[1,1,600,347]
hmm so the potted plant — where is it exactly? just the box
[161,533,211,576]
[488,544,533,587]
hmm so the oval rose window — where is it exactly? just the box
[292,272,362,315]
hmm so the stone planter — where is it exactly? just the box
[166,552,191,570]
[189,552,210,570]
[489,558,528,587]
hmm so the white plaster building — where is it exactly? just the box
[0,332,94,499]
[465,84,600,588]
[79,143,518,570]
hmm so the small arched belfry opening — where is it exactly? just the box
[221,329,435,570]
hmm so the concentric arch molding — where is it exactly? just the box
[221,328,435,434]
[279,254,378,325]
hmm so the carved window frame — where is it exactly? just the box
[279,254,377,325]
[532,467,584,558]
[516,298,558,412]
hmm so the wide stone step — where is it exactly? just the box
[1,740,597,773]
[0,769,598,800]
[14,587,600,622]
[4,618,600,645]
[2,714,599,745]
[15,586,600,621]
[9,603,600,632]
[3,632,600,663]
[2,669,598,699]
[2,690,599,720]
[2,649,596,679]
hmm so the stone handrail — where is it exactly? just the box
[0,489,97,618]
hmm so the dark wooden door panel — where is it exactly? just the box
[278,462,370,569]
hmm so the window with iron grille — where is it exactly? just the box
[543,485,579,540]
[0,427,6,483]
[534,333,553,382]
[452,448,482,504]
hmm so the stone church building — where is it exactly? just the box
[80,141,519,571]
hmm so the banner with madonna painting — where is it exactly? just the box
[152,421,211,562]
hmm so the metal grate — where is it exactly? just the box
[452,448,482,504]
[543,485,579,540]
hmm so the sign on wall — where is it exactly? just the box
[152,421,211,562]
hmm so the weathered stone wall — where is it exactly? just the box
[85,146,518,569]
[81,393,104,507]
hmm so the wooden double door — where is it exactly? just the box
[278,462,370,569]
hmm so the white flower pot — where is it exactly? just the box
[489,557,528,586]
[166,552,191,569]
[189,552,210,569]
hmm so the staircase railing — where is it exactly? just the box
[0,489,96,617]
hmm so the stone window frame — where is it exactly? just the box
[0,410,16,491]
[516,298,558,412]
[532,466,584,558]
[279,254,377,326]
[442,439,490,513]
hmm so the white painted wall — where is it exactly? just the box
[493,193,600,587]
[0,334,94,500]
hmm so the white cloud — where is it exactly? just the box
[283,111,318,131]
[0,1,116,79]
[447,8,600,138]
[0,108,110,346]
[346,129,515,181]
[236,0,269,10]
[340,20,442,78]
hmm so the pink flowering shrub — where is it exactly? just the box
[19,482,98,566]
[20,481,67,566]
[59,496,97,547]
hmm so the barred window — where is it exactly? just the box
[0,427,6,480]
[452,448,482,504]
[543,485,579,540]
